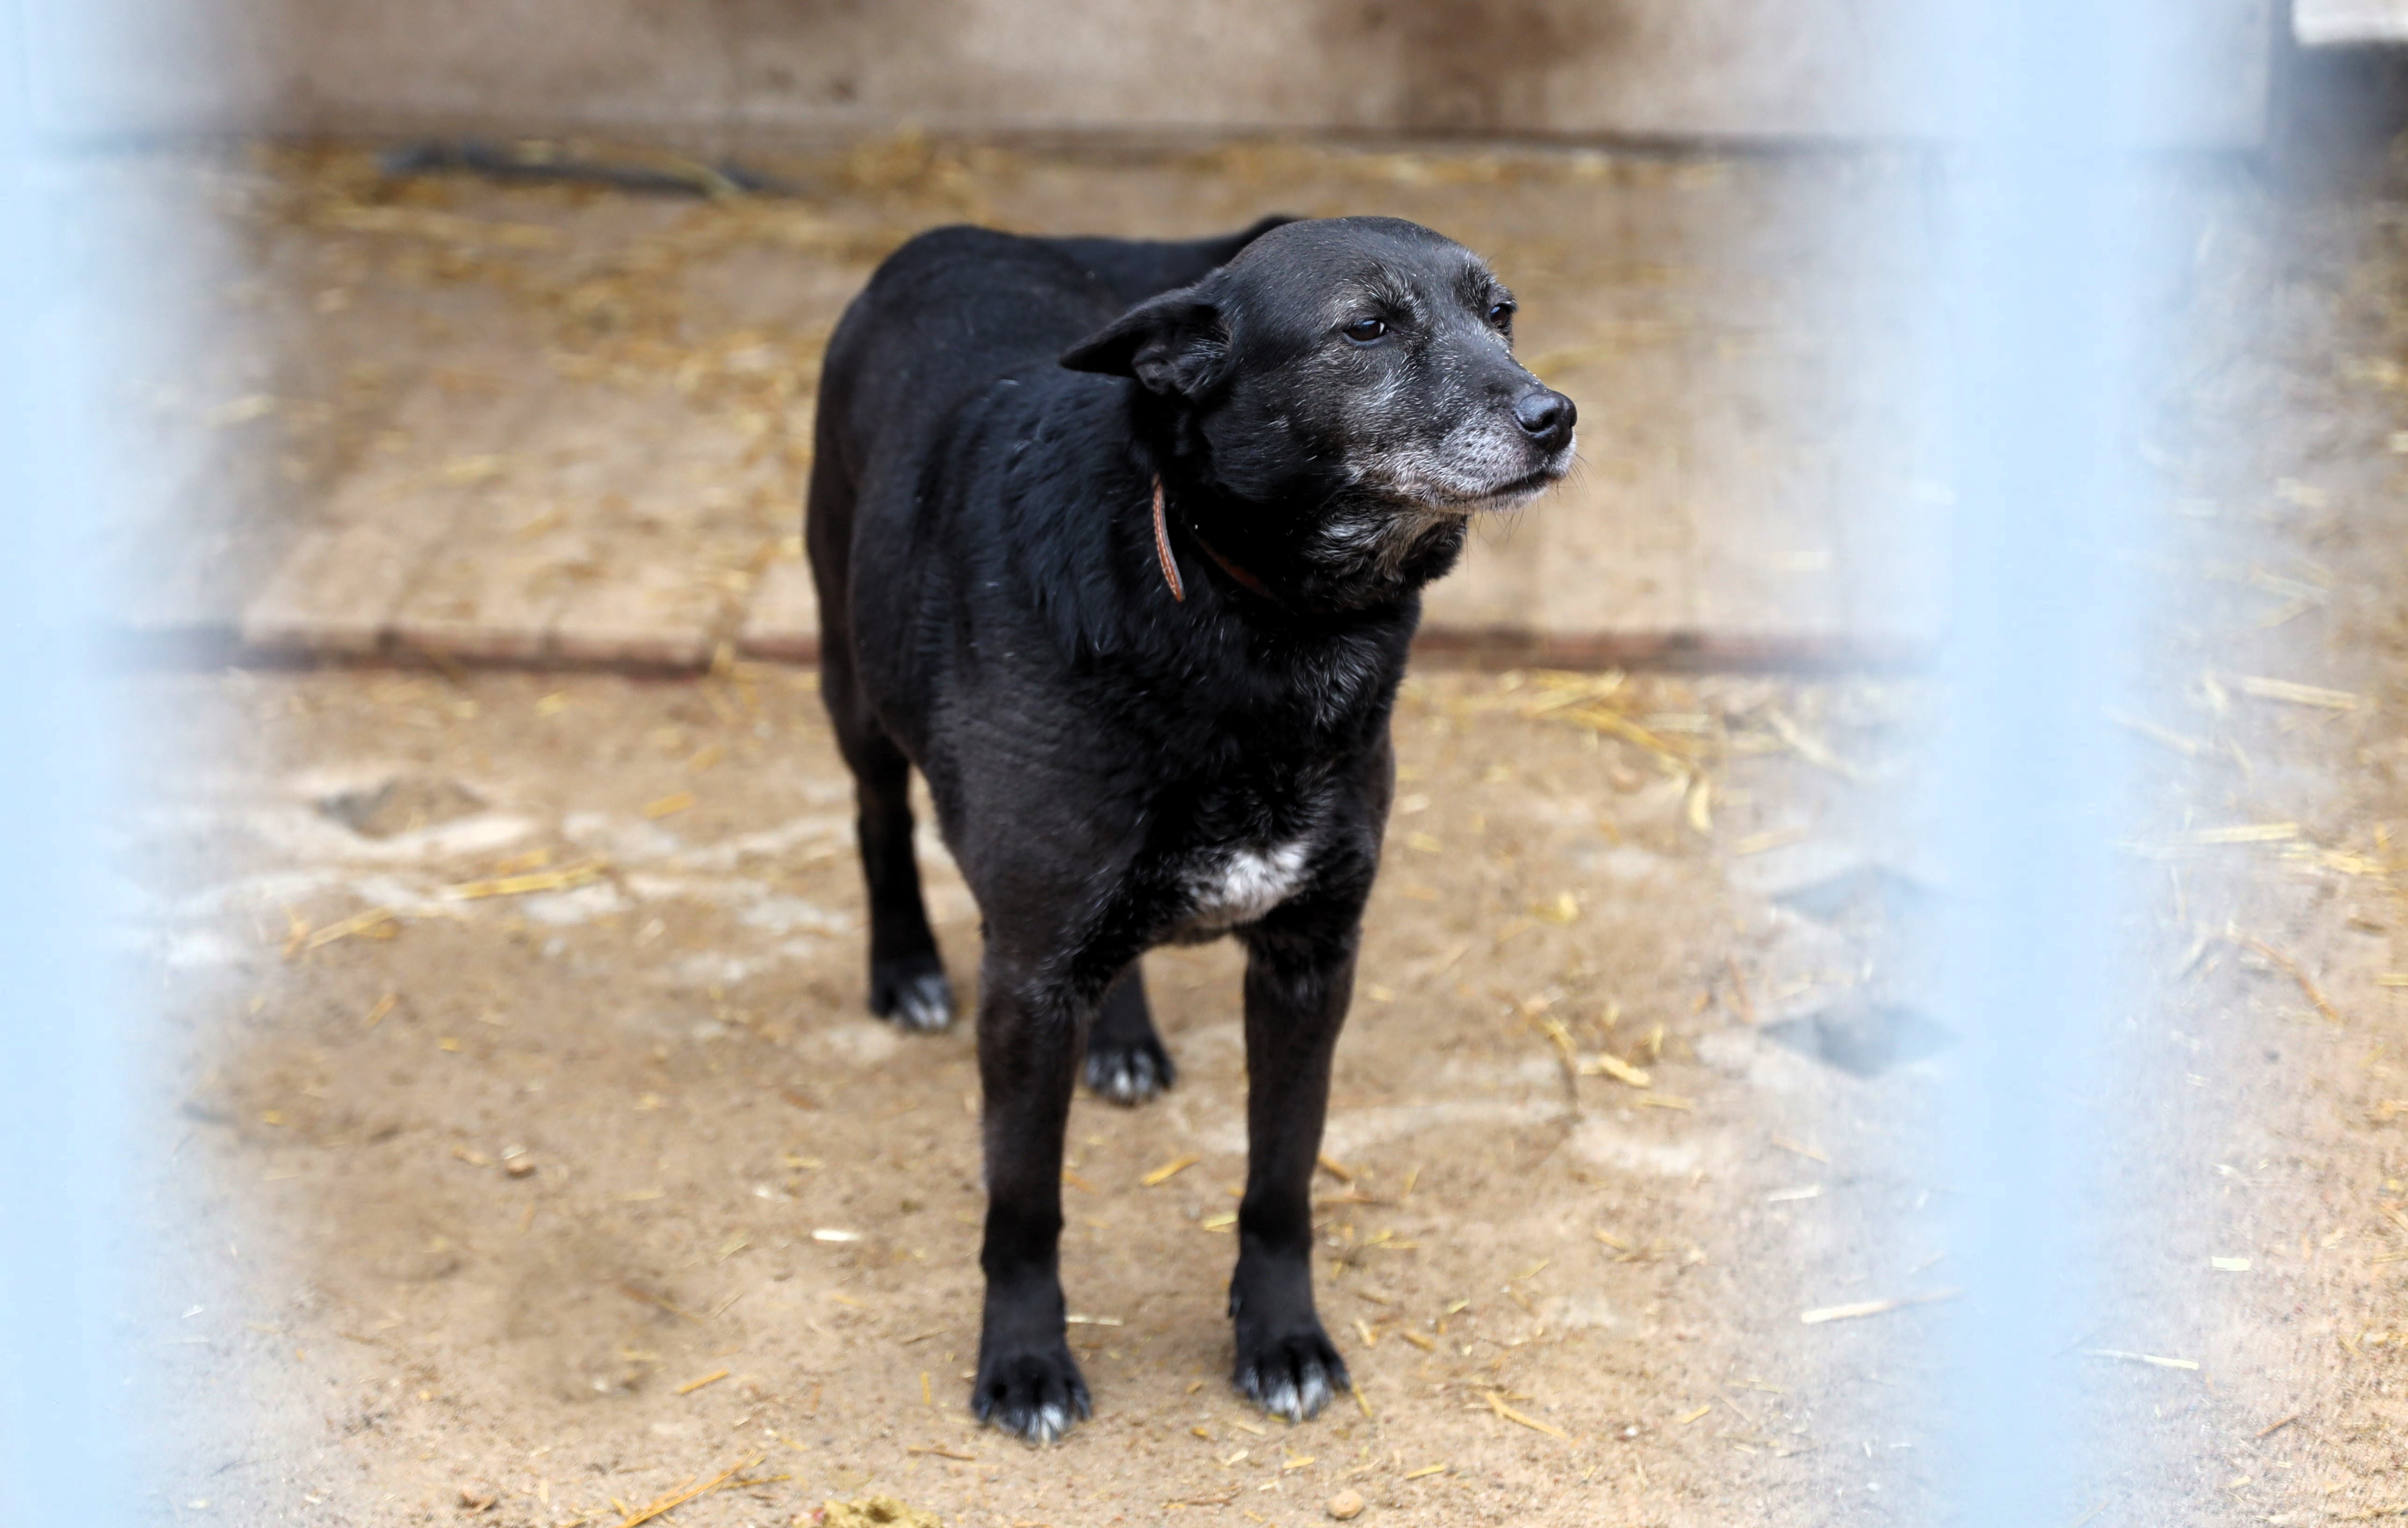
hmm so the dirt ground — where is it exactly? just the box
[1895,145,2408,1525]
[101,123,2408,1528]
[2059,158,2408,1522]
[123,653,1969,1528]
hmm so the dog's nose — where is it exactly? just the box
[1513,388,1575,448]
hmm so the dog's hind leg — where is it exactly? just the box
[837,721,953,1032]
[803,414,953,1033]
[809,427,953,1032]
[971,951,1093,1442]
[1227,905,1357,1422]
[1081,961,1175,1106]
[816,627,952,1032]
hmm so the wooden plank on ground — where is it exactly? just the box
[243,514,427,654]
[737,555,820,662]
[385,392,645,660]
[1684,347,1847,645]
[240,359,548,655]
[543,407,784,667]
[549,549,730,667]
[388,523,599,661]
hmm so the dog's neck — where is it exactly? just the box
[1144,461,1468,618]
[1151,474,1326,613]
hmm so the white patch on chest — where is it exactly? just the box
[1188,838,1313,926]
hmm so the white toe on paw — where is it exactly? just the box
[891,975,954,1031]
[1240,1346,1339,1420]
[1298,1370,1332,1417]
[1086,1048,1167,1104]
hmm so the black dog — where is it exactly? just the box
[806,214,1574,1442]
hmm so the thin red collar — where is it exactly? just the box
[1151,475,1276,605]
[1150,477,1184,601]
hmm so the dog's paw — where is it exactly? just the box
[1082,1031,1175,1105]
[869,954,955,1033]
[1233,1325,1348,1422]
[971,1343,1091,1444]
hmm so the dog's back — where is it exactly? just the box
[812,219,1289,521]
[814,229,1106,493]
[1044,215,1292,307]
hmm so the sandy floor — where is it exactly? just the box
[123,660,1954,1528]
[2058,163,2408,1523]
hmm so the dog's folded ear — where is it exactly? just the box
[1060,289,1227,398]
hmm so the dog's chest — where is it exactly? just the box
[1184,837,1315,927]
[1160,775,1328,937]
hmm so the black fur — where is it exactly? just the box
[806,215,1573,1443]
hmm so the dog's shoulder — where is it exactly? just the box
[822,228,1123,485]
[865,224,1098,298]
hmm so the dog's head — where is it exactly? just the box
[1062,216,1575,578]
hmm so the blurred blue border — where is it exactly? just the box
[0,3,127,1523]
[1934,0,2167,1521]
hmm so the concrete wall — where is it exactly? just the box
[45,0,2273,149]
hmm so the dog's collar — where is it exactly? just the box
[1151,475,1281,608]
[1150,477,1185,602]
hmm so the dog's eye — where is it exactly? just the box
[1342,317,1386,344]
[1487,300,1516,328]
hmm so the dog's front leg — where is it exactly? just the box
[970,954,1090,1443]
[1229,909,1358,1420]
